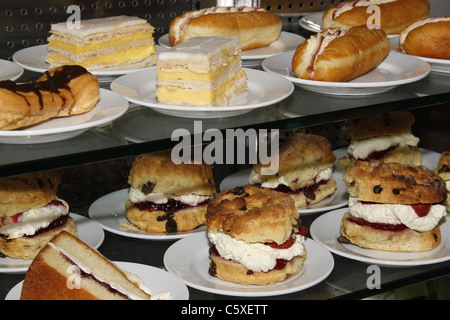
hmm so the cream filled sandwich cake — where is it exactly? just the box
[125,152,216,233]
[436,151,450,211]
[47,15,156,70]
[156,36,247,107]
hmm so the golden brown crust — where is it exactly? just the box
[343,160,447,204]
[345,111,415,140]
[340,212,441,252]
[125,201,207,233]
[128,151,216,196]
[289,178,338,208]
[169,7,281,50]
[0,170,60,217]
[401,18,450,60]
[292,25,389,82]
[0,216,77,260]
[206,185,299,244]
[322,0,430,35]
[209,250,306,285]
[437,151,450,181]
[0,65,99,130]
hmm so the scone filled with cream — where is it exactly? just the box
[0,171,77,260]
[436,151,450,212]
[339,160,447,252]
[249,132,337,209]
[340,111,422,167]
[206,185,307,285]
[125,151,216,233]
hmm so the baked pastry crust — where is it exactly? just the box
[209,251,306,286]
[340,212,441,252]
[0,216,77,260]
[292,25,389,82]
[0,65,99,130]
[322,0,430,35]
[169,7,282,50]
[399,16,450,59]
[436,151,450,211]
[206,185,299,245]
[343,160,447,204]
[127,152,215,196]
[0,170,60,217]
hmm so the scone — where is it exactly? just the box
[436,151,450,211]
[339,160,447,252]
[206,185,307,285]
[0,171,77,260]
[249,132,337,209]
[339,111,423,167]
[125,151,216,233]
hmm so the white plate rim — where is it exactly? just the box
[0,213,105,273]
[262,50,430,90]
[163,232,334,297]
[110,67,294,112]
[0,88,128,138]
[219,168,348,215]
[11,44,164,75]
[157,32,306,60]
[0,59,24,81]
[298,12,324,33]
[310,208,450,267]
[5,261,189,300]
[88,188,207,240]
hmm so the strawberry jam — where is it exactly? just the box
[260,179,329,200]
[348,216,407,231]
[411,204,431,217]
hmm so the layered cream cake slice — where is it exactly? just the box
[156,36,248,107]
[47,15,156,70]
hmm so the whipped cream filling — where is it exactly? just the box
[399,16,450,47]
[347,132,419,160]
[172,6,265,43]
[129,187,210,206]
[249,167,333,189]
[348,197,446,232]
[208,231,306,272]
[0,199,69,239]
[332,0,396,19]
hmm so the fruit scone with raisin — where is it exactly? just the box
[206,185,307,285]
[125,151,216,233]
[339,160,447,252]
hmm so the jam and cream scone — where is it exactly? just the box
[436,151,450,211]
[249,132,337,209]
[0,171,77,259]
[339,111,423,167]
[339,160,447,252]
[206,185,307,285]
[125,151,216,233]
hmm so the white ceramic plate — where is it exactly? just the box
[163,232,334,297]
[11,44,167,76]
[310,208,450,267]
[0,214,104,273]
[333,147,441,171]
[298,12,323,33]
[389,36,450,74]
[158,32,305,60]
[88,189,207,240]
[262,50,430,95]
[0,59,24,81]
[219,168,348,215]
[110,67,294,118]
[5,261,189,300]
[0,89,129,144]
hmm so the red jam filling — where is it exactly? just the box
[348,216,407,231]
[365,145,398,161]
[260,179,328,200]
[134,198,209,214]
[411,204,432,217]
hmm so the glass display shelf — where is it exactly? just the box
[0,70,449,178]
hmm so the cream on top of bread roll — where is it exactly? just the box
[330,0,396,19]
[208,232,305,273]
[128,187,211,206]
[348,197,446,232]
[347,132,419,160]
[249,167,332,189]
[399,16,450,47]
[0,199,69,239]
